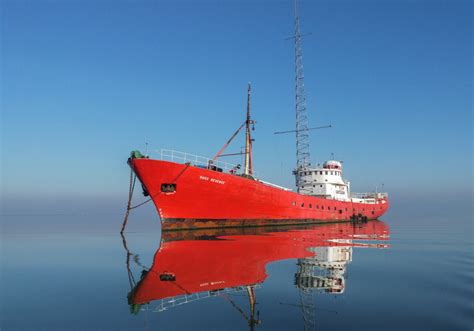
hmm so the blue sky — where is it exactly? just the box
[1,0,472,211]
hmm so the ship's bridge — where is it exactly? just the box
[295,160,350,200]
[322,160,342,170]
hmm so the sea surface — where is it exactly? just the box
[1,200,473,330]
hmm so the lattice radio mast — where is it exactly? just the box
[294,0,311,170]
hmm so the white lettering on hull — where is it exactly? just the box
[199,175,225,185]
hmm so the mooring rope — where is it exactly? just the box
[129,198,152,210]
[121,165,137,234]
[120,162,192,233]
[130,162,192,208]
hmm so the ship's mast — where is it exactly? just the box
[294,0,311,172]
[244,82,253,176]
[212,83,255,174]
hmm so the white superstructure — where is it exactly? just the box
[295,160,351,200]
[295,245,353,294]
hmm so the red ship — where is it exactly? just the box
[126,221,390,328]
[129,150,389,230]
[127,3,389,230]
[127,84,389,230]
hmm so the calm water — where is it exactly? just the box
[1,204,473,330]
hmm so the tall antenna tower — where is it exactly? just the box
[294,0,311,170]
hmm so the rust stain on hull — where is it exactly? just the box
[161,217,377,231]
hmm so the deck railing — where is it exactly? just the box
[158,149,258,177]
[351,192,388,199]
[146,285,261,313]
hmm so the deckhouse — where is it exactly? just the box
[295,160,351,201]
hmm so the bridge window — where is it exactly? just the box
[309,204,312,208]
[325,171,328,175]
[320,171,323,175]
[339,210,343,214]
[301,203,305,207]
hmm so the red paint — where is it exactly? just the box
[130,158,389,229]
[129,220,390,305]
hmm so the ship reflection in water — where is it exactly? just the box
[122,221,390,330]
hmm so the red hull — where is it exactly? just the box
[130,158,389,229]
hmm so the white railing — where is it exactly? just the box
[351,192,388,199]
[146,285,261,313]
[157,149,258,177]
[154,149,295,190]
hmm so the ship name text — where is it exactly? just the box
[199,175,225,185]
